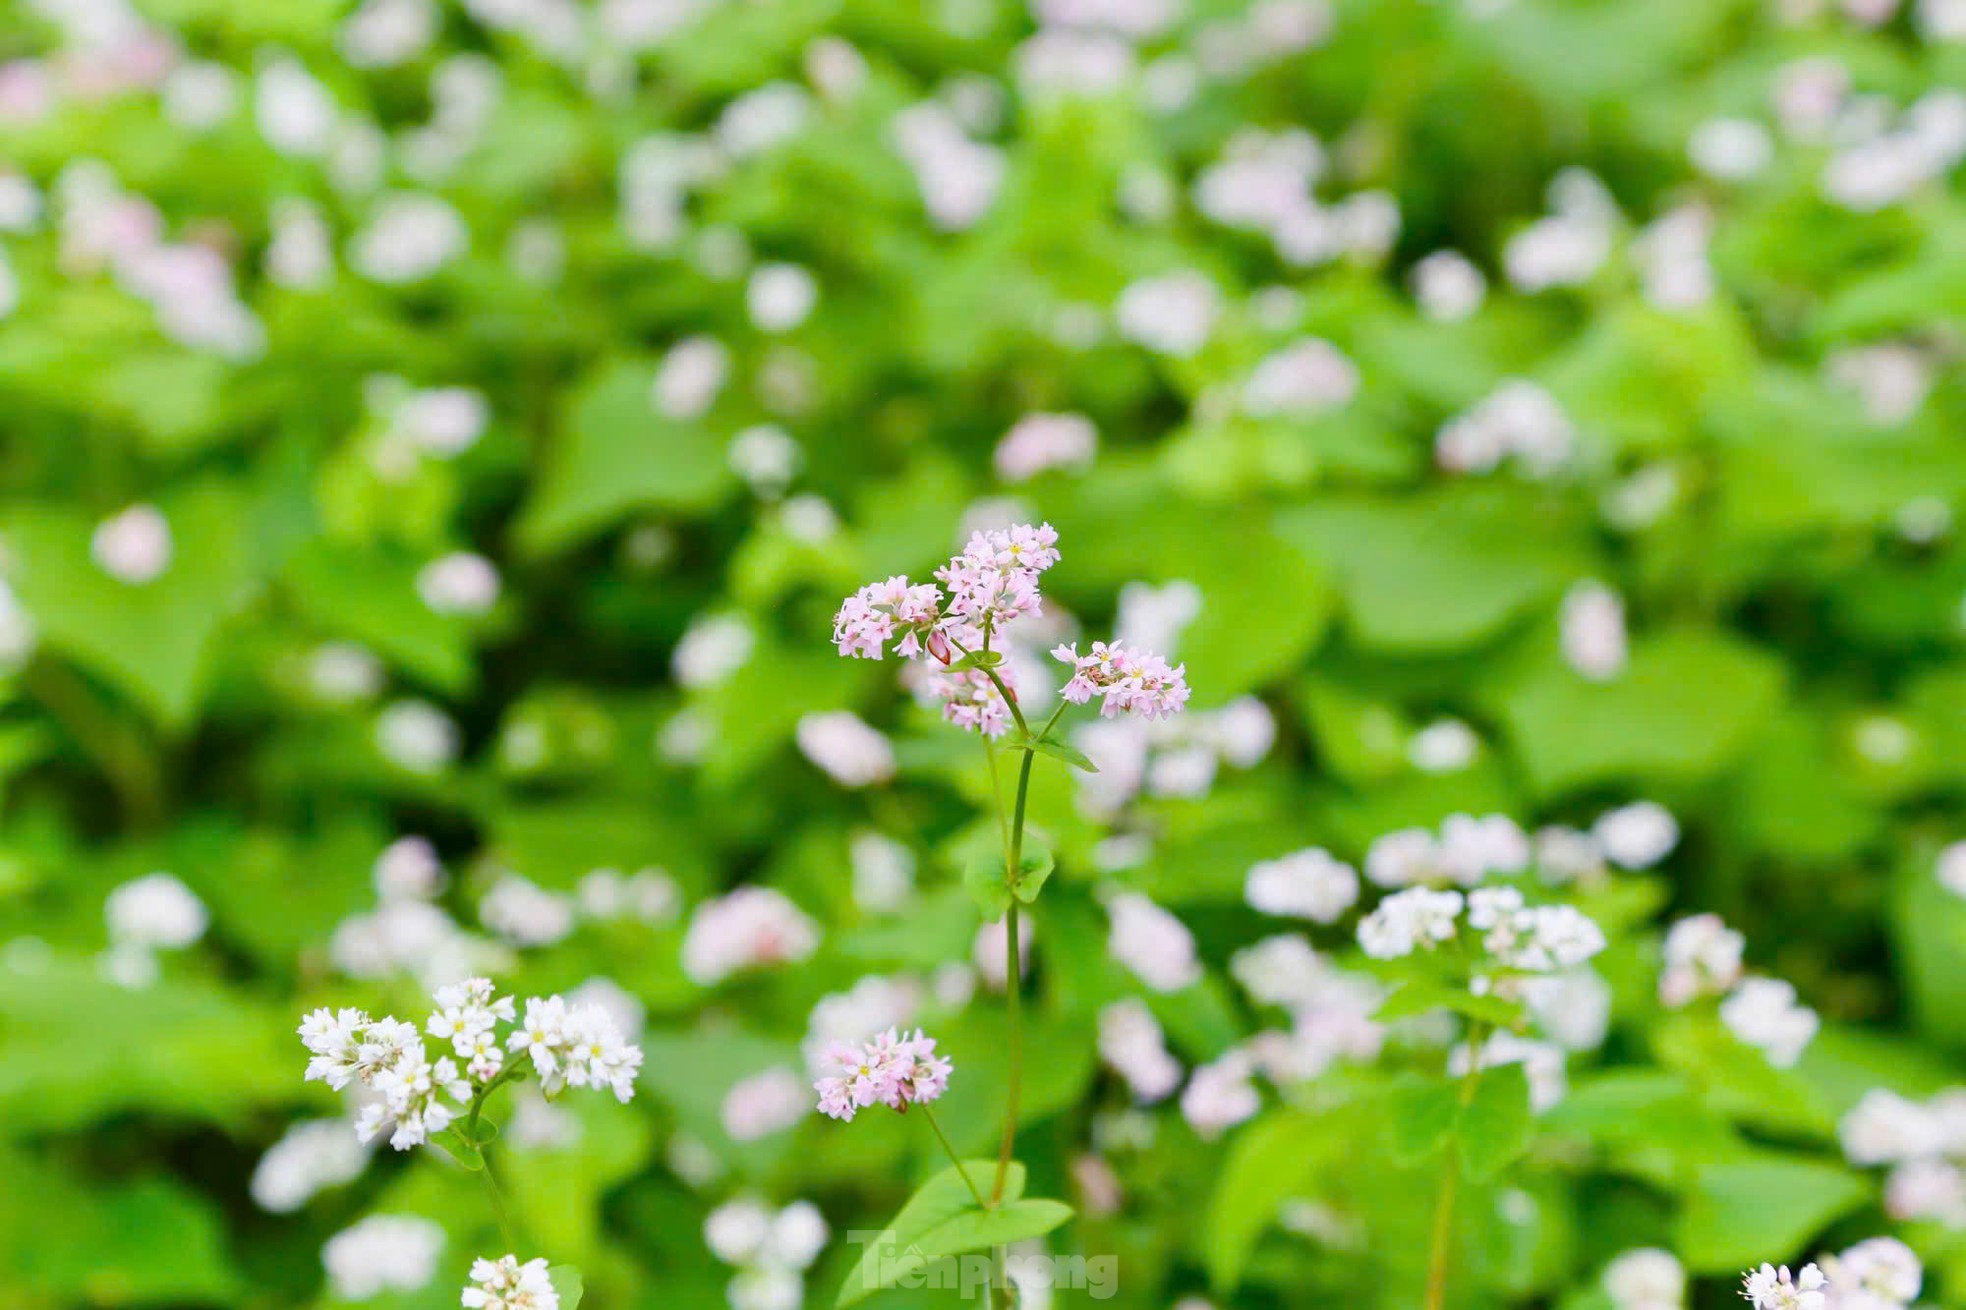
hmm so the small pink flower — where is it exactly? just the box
[812,1028,953,1122]
[1052,640,1190,720]
[833,575,944,660]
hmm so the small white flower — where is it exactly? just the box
[795,711,896,788]
[1408,718,1479,773]
[1357,887,1464,959]
[682,887,821,986]
[1107,891,1202,992]
[1115,270,1219,358]
[1938,841,1966,898]
[461,1254,559,1310]
[652,335,729,420]
[1411,250,1486,320]
[1721,977,1819,1068]
[1740,1261,1826,1310]
[1562,581,1628,682]
[322,1214,444,1301]
[416,551,501,616]
[1098,998,1182,1102]
[721,1067,810,1141]
[1659,913,1745,1006]
[747,263,818,333]
[374,699,459,773]
[1604,1247,1684,1310]
[1594,802,1678,869]
[91,504,172,584]
[1245,848,1359,924]
[1180,1049,1261,1139]
[105,872,207,950]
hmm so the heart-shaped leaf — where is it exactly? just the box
[836,1159,1025,1308]
[548,1265,584,1310]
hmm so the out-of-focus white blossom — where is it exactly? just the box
[1245,848,1359,924]
[91,503,172,584]
[322,1214,444,1301]
[1720,976,1819,1067]
[796,711,896,788]
[1107,890,1201,992]
[683,887,821,986]
[375,699,459,773]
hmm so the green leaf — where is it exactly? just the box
[836,1160,1025,1308]
[1375,980,1526,1029]
[1387,1075,1460,1163]
[962,843,1054,914]
[1205,1110,1329,1292]
[1459,1064,1533,1180]
[517,357,735,554]
[1492,630,1784,798]
[4,483,257,729]
[1280,488,1583,654]
[1674,1153,1869,1273]
[1019,732,1099,774]
[840,1200,1074,1306]
[1010,842,1056,904]
[962,849,1013,918]
[428,1129,485,1171]
[1892,853,1966,1055]
[946,650,1005,671]
[548,1265,584,1310]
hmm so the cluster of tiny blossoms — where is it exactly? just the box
[1659,913,1819,1068]
[1842,1085,1966,1226]
[461,1254,558,1310]
[812,1027,952,1123]
[298,977,642,1150]
[1054,639,1192,721]
[1740,1236,1920,1309]
[1359,885,1607,993]
[832,522,1188,736]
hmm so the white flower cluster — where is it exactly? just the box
[704,1196,829,1310]
[1740,1236,1921,1309]
[100,871,208,988]
[1658,914,1819,1068]
[1071,693,1275,817]
[1107,890,1202,992]
[1192,127,1397,269]
[1603,1246,1685,1310]
[682,886,822,986]
[1365,813,1532,888]
[322,1213,444,1301]
[462,1254,559,1310]
[1535,801,1681,883]
[1503,168,1617,293]
[1843,1086,1966,1226]
[1358,884,1607,989]
[1245,847,1360,924]
[298,977,641,1150]
[1435,379,1576,478]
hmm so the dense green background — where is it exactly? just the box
[0,0,1963,1305]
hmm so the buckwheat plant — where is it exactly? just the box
[1738,1235,1921,1309]
[1355,852,1609,1310]
[826,522,1188,1308]
[298,977,640,1308]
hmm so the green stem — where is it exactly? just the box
[478,1149,518,1252]
[1423,1021,1490,1310]
[991,742,1035,1206]
[920,1105,987,1210]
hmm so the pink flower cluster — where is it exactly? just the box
[1054,640,1191,720]
[831,523,1060,666]
[813,1027,953,1122]
[831,522,1191,734]
[832,576,946,661]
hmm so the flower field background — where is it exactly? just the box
[1,0,1964,1306]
